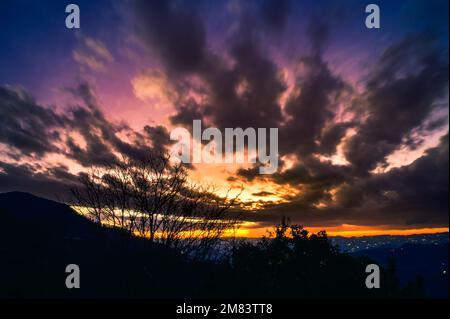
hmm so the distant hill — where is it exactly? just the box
[0,191,100,239]
[331,233,449,253]
[1,191,444,299]
[329,230,449,298]
[0,191,192,298]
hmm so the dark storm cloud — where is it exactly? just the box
[274,157,350,188]
[201,30,286,130]
[170,25,286,131]
[63,83,123,166]
[230,21,448,227]
[132,0,288,131]
[236,165,261,182]
[143,124,173,153]
[279,18,349,158]
[318,122,352,156]
[252,191,275,197]
[0,82,174,200]
[0,81,171,167]
[275,157,351,208]
[231,17,351,188]
[0,82,131,167]
[0,161,80,200]
[65,132,117,167]
[237,155,352,209]
[344,35,449,174]
[64,82,163,166]
[1,0,448,230]
[0,85,68,157]
[334,133,449,226]
[244,133,449,228]
[169,98,206,128]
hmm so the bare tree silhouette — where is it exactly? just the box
[71,150,241,258]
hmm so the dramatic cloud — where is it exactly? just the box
[230,18,448,227]
[0,85,68,157]
[133,0,287,131]
[200,32,286,130]
[63,82,174,166]
[0,0,448,229]
[280,18,349,158]
[0,82,174,199]
[344,35,449,174]
[143,125,173,153]
[335,133,449,226]
[243,132,449,228]
[0,161,80,200]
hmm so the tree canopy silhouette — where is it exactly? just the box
[228,218,394,298]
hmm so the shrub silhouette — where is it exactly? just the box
[1,193,413,298]
[228,219,393,298]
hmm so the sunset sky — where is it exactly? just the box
[0,0,448,237]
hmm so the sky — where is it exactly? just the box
[0,0,448,236]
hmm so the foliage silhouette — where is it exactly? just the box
[228,218,395,298]
[0,192,424,298]
[71,150,241,260]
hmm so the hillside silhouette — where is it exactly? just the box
[0,192,189,298]
[1,192,414,298]
[1,191,99,238]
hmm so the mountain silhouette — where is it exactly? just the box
[0,191,431,298]
[0,191,189,298]
[0,191,100,239]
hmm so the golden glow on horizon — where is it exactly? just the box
[135,225,449,239]
[325,227,450,237]
[73,206,448,239]
[239,224,450,238]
